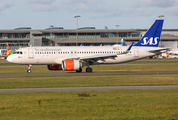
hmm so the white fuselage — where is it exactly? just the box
[8,46,156,65]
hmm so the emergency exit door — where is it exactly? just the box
[28,48,34,58]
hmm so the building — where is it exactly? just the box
[0,27,178,50]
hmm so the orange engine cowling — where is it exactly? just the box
[47,65,62,70]
[62,59,82,71]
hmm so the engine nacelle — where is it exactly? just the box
[62,59,82,71]
[47,65,62,70]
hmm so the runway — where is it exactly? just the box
[0,71,178,77]
[0,85,178,93]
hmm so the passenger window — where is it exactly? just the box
[20,52,23,54]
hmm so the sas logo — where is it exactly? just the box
[141,37,159,45]
[113,47,122,50]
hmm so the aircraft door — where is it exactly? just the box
[134,48,139,57]
[28,48,34,58]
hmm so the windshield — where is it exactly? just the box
[14,51,23,54]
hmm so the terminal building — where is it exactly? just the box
[0,27,178,51]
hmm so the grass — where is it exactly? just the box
[0,89,177,120]
[0,74,178,89]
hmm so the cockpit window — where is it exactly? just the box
[14,51,23,54]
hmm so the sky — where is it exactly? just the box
[0,0,178,30]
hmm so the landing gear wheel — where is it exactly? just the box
[27,64,32,73]
[86,68,92,72]
[76,68,82,73]
[27,69,31,73]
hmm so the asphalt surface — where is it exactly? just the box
[0,85,178,93]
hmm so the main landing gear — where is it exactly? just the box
[75,67,93,73]
[76,63,93,73]
[27,65,32,73]
[85,63,92,72]
[86,67,92,72]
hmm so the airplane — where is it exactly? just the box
[3,42,16,55]
[112,39,124,46]
[7,19,169,73]
[168,49,178,55]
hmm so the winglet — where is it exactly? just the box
[119,42,134,55]
[126,42,134,53]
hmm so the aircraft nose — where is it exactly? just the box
[7,56,12,62]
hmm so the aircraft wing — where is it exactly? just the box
[148,47,170,54]
[80,54,118,63]
[66,42,134,63]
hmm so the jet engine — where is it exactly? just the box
[47,65,63,70]
[62,59,82,71]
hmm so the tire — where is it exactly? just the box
[86,68,92,72]
[27,69,31,73]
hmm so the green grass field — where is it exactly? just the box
[0,89,178,120]
[0,74,178,89]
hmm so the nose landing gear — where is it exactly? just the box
[27,65,32,73]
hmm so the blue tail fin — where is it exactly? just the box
[134,19,164,47]
[120,39,123,46]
